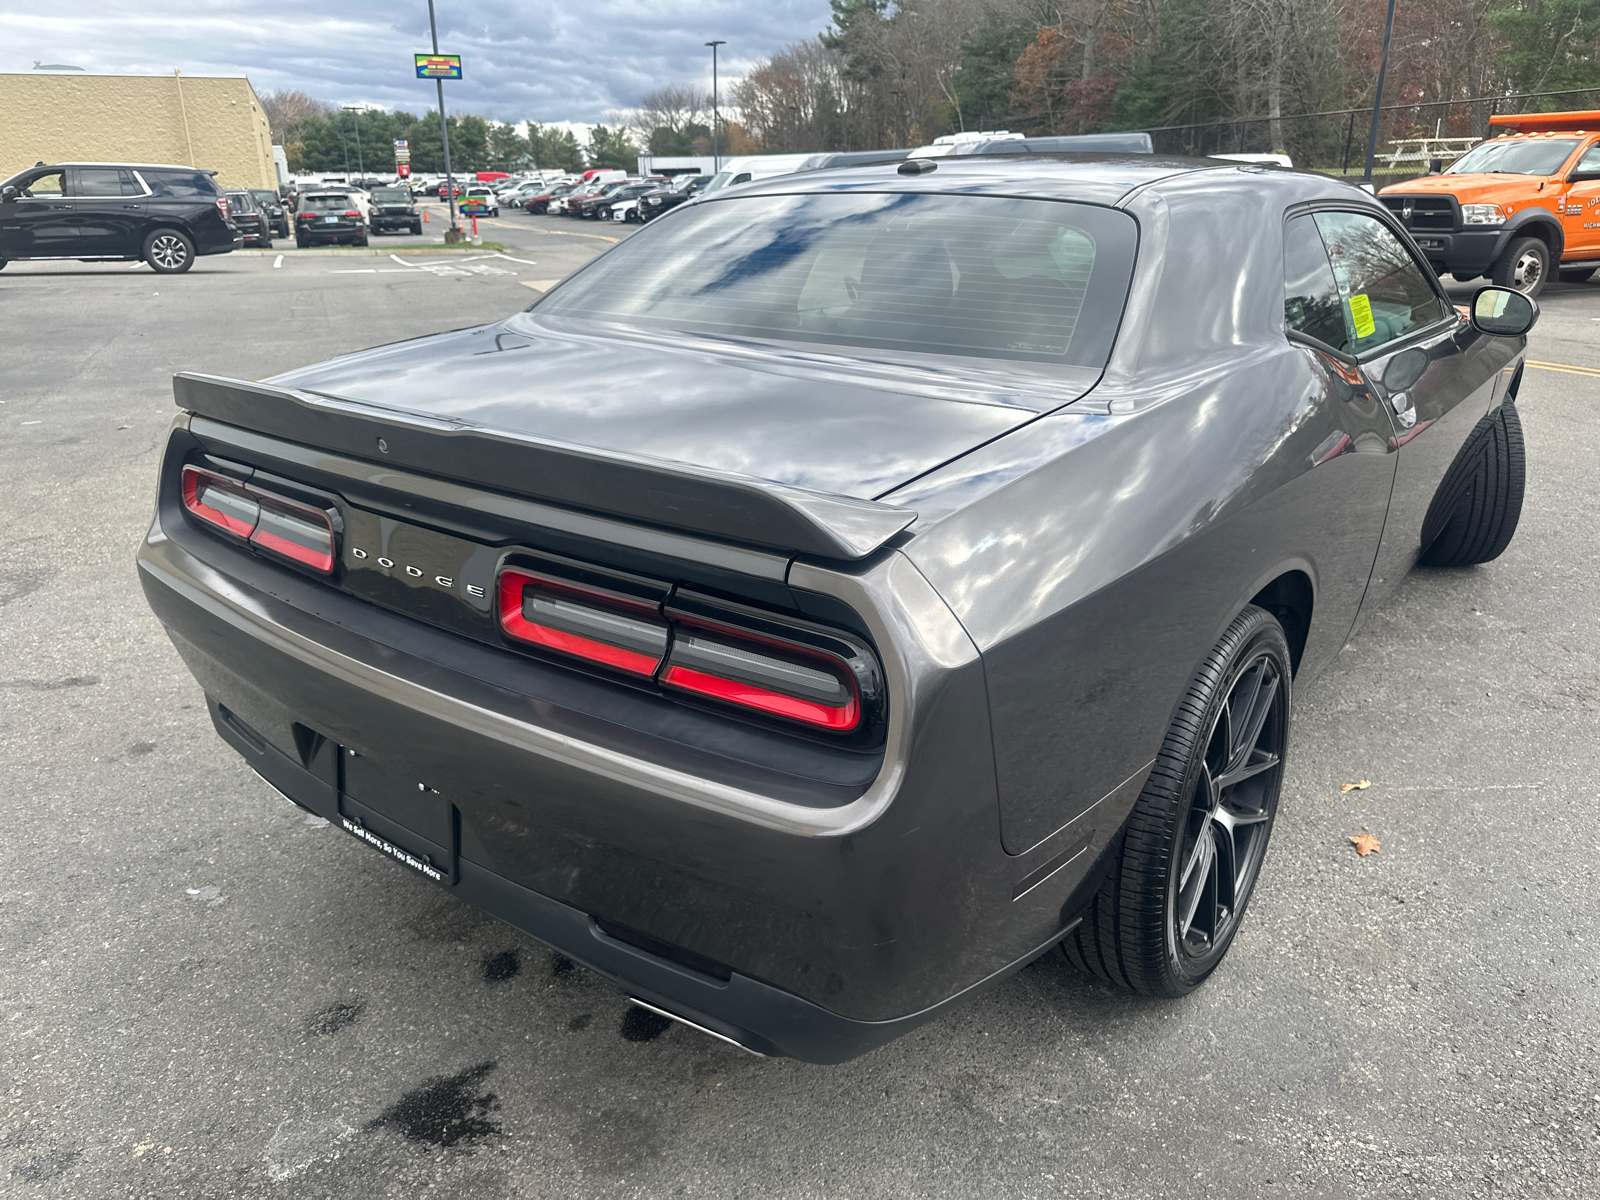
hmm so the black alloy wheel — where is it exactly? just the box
[1064,606,1291,997]
[144,229,195,274]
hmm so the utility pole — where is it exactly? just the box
[428,0,461,239]
[344,106,365,178]
[706,40,725,172]
[1363,0,1398,184]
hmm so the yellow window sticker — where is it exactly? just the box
[1348,293,1376,339]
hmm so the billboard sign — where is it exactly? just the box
[414,54,462,79]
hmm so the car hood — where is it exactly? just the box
[1380,173,1558,204]
[264,316,1100,501]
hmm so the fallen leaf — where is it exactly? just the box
[1349,833,1381,856]
[1341,779,1372,793]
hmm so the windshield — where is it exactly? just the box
[533,192,1137,366]
[371,188,409,202]
[700,170,738,195]
[1446,137,1581,176]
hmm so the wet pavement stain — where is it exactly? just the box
[550,954,576,979]
[10,1148,80,1182]
[568,1012,593,1032]
[305,997,367,1036]
[368,1061,501,1147]
[480,949,520,983]
[128,741,157,756]
[620,1006,672,1043]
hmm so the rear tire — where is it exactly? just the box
[1062,606,1291,997]
[1558,267,1596,284]
[296,237,309,249]
[1418,401,1525,567]
[411,222,422,235]
[143,229,195,274]
[1490,236,1550,297]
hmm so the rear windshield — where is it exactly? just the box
[225,191,256,212]
[1446,137,1581,176]
[301,194,355,212]
[144,170,222,198]
[534,191,1138,366]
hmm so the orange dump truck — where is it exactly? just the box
[1379,109,1600,295]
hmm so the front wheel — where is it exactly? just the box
[1063,606,1291,997]
[144,229,195,274]
[1418,401,1525,567]
[1491,236,1550,297]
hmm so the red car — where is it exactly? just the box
[436,181,465,200]
[522,183,577,216]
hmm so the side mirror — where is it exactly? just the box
[0,185,15,203]
[1382,347,1430,393]
[1470,286,1538,337]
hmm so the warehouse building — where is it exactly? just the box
[0,71,277,190]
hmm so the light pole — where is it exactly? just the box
[343,106,366,179]
[1363,0,1398,184]
[705,39,725,172]
[428,0,460,239]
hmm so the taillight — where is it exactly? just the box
[297,212,312,221]
[497,566,669,677]
[661,623,862,732]
[344,210,361,218]
[217,197,229,221]
[180,465,336,574]
[181,466,257,538]
[493,566,877,734]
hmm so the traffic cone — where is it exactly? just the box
[423,210,429,223]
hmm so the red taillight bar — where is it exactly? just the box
[659,626,862,732]
[497,567,669,677]
[662,664,860,730]
[180,465,336,574]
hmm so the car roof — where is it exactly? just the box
[46,162,216,172]
[721,153,1326,208]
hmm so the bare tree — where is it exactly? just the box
[628,84,712,144]
[258,89,337,144]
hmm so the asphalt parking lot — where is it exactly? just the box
[2,223,1599,1199]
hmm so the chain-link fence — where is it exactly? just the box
[1147,87,1600,177]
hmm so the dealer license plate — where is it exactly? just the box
[323,216,338,224]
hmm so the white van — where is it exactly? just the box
[906,131,1022,160]
[696,154,817,196]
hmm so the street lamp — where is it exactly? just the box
[1363,0,1399,184]
[428,0,461,239]
[706,39,725,172]
[342,105,366,179]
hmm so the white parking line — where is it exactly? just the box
[330,269,378,274]
[273,255,283,269]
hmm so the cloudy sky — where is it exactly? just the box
[4,1,834,123]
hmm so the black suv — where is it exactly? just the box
[0,162,241,273]
[295,192,368,247]
[368,187,422,236]
[224,190,273,248]
[249,189,291,238]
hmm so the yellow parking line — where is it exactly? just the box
[1526,359,1600,379]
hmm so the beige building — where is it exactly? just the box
[0,71,277,189]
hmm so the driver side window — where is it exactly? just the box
[1312,211,1448,353]
[22,171,67,198]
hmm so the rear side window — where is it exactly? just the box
[1283,215,1350,351]
[226,192,256,212]
[1313,211,1447,353]
[77,167,142,197]
[145,170,222,198]
[535,192,1138,367]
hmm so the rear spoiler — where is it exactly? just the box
[172,372,916,561]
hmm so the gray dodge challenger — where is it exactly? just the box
[138,155,1535,1061]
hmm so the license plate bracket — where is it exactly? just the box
[339,750,458,884]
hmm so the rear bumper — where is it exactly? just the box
[137,456,1140,1060]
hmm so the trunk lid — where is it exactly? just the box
[262,315,1099,503]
